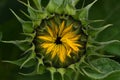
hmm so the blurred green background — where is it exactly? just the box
[0,0,120,80]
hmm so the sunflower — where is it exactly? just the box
[38,21,82,63]
[3,0,119,80]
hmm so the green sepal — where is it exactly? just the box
[19,43,36,68]
[21,32,36,42]
[59,0,76,15]
[95,40,120,45]
[18,0,47,27]
[72,0,97,25]
[2,40,31,51]
[46,0,76,15]
[23,43,35,55]
[87,19,104,24]
[20,10,42,28]
[36,58,46,74]
[93,40,120,51]
[57,68,66,80]
[74,57,86,75]
[88,24,113,39]
[33,20,42,28]
[3,52,36,68]
[68,64,76,72]
[86,38,120,55]
[46,0,63,13]
[64,2,76,15]
[27,0,47,20]
[33,0,42,10]
[47,67,56,80]
[19,57,45,75]
[87,53,114,60]
[22,21,34,33]
[20,10,33,20]
[18,0,38,20]
[10,9,34,33]
[82,58,120,79]
[20,51,36,69]
[70,0,79,7]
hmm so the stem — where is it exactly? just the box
[51,73,54,80]
[62,76,64,80]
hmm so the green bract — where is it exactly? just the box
[1,0,120,80]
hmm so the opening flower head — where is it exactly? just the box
[37,20,82,65]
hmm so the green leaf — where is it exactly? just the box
[102,71,120,80]
[78,74,93,80]
[82,58,120,79]
[103,42,120,56]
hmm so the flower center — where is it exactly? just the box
[55,36,62,44]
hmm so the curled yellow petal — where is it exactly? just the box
[61,24,73,37]
[59,45,66,63]
[38,36,54,42]
[59,21,65,36]
[46,26,54,37]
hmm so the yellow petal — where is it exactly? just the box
[61,32,76,40]
[41,42,53,49]
[70,35,81,41]
[51,45,59,59]
[46,43,56,54]
[46,26,54,37]
[67,49,72,57]
[59,45,66,63]
[59,21,65,36]
[54,25,59,37]
[61,24,73,37]
[63,43,71,57]
[51,21,58,36]
[38,35,54,42]
[64,39,79,52]
[74,43,82,47]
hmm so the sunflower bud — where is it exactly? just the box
[2,0,120,80]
